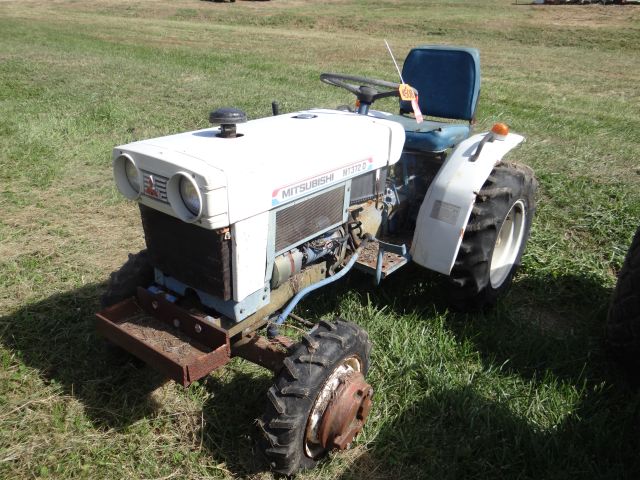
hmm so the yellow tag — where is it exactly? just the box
[399,83,416,101]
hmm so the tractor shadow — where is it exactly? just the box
[198,367,274,476]
[2,266,635,477]
[303,264,620,384]
[0,284,170,428]
[339,380,640,479]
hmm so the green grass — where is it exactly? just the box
[1,0,640,478]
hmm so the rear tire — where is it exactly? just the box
[449,162,537,310]
[258,319,372,476]
[606,226,640,368]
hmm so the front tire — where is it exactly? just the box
[449,162,537,310]
[606,226,640,368]
[101,250,154,308]
[258,319,373,476]
[100,250,154,363]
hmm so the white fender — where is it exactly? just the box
[410,131,525,275]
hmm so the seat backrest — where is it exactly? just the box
[399,45,480,122]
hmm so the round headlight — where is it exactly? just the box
[113,153,141,200]
[167,172,203,222]
[179,176,201,215]
[125,158,140,193]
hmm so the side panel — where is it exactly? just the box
[410,132,524,275]
[223,111,406,223]
[232,212,270,302]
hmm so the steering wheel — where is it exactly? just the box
[320,73,416,105]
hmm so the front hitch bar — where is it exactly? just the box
[96,287,231,387]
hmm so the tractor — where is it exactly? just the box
[96,45,537,475]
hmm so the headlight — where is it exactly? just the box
[113,153,141,200]
[179,176,201,215]
[167,172,202,222]
[125,159,140,193]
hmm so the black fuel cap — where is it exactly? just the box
[209,107,247,138]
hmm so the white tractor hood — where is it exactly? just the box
[114,109,406,229]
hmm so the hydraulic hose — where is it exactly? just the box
[267,234,372,338]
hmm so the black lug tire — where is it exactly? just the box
[258,319,372,476]
[101,250,154,309]
[606,226,640,368]
[449,162,537,310]
[100,250,154,363]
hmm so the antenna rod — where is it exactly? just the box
[384,39,404,84]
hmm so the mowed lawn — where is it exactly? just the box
[1,0,639,478]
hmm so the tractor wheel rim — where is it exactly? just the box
[490,199,526,289]
[305,356,372,458]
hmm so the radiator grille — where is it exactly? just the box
[350,169,387,205]
[139,205,233,300]
[142,171,169,204]
[275,186,345,253]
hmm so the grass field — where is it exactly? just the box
[1,0,640,478]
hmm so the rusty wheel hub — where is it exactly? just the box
[305,357,373,457]
[318,371,373,449]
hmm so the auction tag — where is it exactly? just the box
[411,98,424,124]
[398,83,416,101]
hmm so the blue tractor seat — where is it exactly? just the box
[372,45,481,153]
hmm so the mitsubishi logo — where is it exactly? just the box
[144,175,160,198]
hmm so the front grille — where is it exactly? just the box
[142,171,169,204]
[275,186,345,253]
[139,205,233,301]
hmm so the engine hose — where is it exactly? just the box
[267,234,372,338]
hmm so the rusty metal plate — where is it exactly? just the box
[96,288,230,387]
[354,241,409,278]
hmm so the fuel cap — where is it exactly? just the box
[209,107,247,138]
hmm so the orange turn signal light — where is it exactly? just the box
[491,122,509,140]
